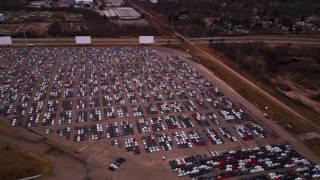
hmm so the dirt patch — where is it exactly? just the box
[304,138,320,157]
[298,132,320,140]
[0,143,52,180]
[311,94,320,102]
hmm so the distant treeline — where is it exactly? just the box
[144,0,320,36]
[1,3,159,37]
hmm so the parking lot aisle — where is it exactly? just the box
[9,48,34,127]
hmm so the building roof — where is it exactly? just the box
[107,0,123,4]
[103,9,117,17]
[57,0,75,7]
[115,7,141,19]
[75,0,93,4]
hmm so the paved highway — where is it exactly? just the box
[8,35,320,46]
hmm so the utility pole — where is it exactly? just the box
[236,46,241,66]
[262,62,266,77]
[24,30,28,45]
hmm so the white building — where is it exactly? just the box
[115,7,141,20]
[29,1,48,8]
[150,0,158,4]
[103,7,141,20]
[103,8,117,18]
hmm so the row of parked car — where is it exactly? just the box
[7,100,255,128]
[296,164,320,178]
[197,166,319,180]
[2,88,251,120]
[169,144,316,179]
[37,112,264,145]
[12,91,248,114]
[108,157,126,171]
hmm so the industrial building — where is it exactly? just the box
[103,7,141,20]
[115,7,141,20]
[29,0,49,8]
[103,8,117,18]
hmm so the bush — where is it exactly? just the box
[310,94,320,102]
[276,83,291,91]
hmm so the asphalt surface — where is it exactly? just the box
[5,35,320,47]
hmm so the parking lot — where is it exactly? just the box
[169,144,320,179]
[1,47,317,179]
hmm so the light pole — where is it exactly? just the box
[24,30,28,45]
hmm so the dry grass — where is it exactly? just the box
[0,121,52,179]
[0,143,52,180]
[304,138,320,156]
[162,44,186,51]
[0,119,43,142]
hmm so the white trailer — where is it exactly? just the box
[139,36,154,44]
[75,36,92,45]
[0,36,12,46]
